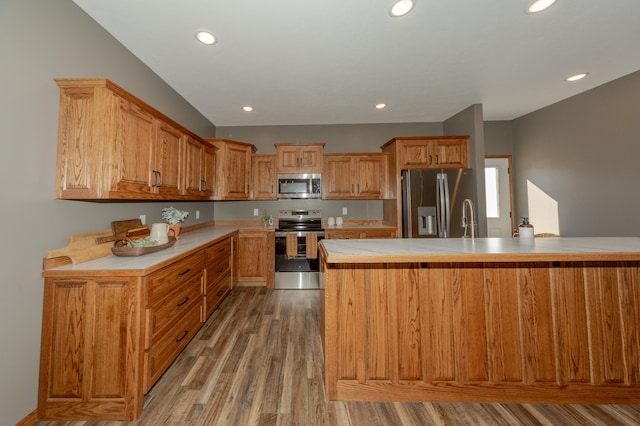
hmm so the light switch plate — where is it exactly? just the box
[342,207,348,215]
[139,214,146,225]
[254,208,259,216]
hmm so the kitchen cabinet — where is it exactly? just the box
[382,136,469,169]
[204,237,232,318]
[184,136,216,198]
[237,229,275,288]
[322,153,389,199]
[54,78,214,200]
[251,154,277,200]
[39,234,235,421]
[274,142,324,173]
[207,138,256,200]
[325,227,397,239]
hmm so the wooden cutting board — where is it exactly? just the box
[112,219,143,237]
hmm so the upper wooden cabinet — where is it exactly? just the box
[323,153,389,199]
[206,138,256,200]
[382,136,469,169]
[184,136,216,199]
[251,154,277,200]
[274,142,324,173]
[54,78,216,200]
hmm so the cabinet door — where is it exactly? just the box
[224,144,251,199]
[39,277,143,420]
[202,145,216,198]
[115,98,155,195]
[276,145,301,172]
[55,86,98,198]
[298,145,323,172]
[323,155,354,198]
[433,138,469,168]
[237,230,274,286]
[154,121,182,196]
[184,136,203,197]
[399,140,434,168]
[355,154,388,199]
[251,154,276,200]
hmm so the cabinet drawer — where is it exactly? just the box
[146,273,203,346]
[147,252,205,305]
[144,299,203,392]
[206,251,230,284]
[205,271,231,318]
[205,238,232,262]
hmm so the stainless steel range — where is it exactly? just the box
[274,209,324,289]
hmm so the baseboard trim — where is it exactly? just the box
[16,408,37,426]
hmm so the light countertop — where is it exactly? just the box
[319,237,640,263]
[43,226,239,276]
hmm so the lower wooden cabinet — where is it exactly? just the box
[236,229,275,287]
[39,234,234,421]
[204,237,232,318]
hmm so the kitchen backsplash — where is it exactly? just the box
[213,199,383,221]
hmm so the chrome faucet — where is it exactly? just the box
[461,198,476,239]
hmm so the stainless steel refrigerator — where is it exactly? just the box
[401,168,476,238]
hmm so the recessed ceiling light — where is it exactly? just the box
[242,106,254,112]
[389,0,415,17]
[195,31,216,45]
[375,103,387,109]
[566,73,588,82]
[526,0,557,13]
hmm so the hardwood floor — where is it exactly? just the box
[36,287,640,425]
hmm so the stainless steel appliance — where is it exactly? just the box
[274,209,324,289]
[401,168,476,238]
[277,173,322,199]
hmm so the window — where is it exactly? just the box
[485,167,499,218]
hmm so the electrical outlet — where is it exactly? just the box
[342,207,348,215]
[139,214,146,225]
[196,210,200,219]
[253,208,259,216]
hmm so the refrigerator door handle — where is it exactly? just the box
[443,173,451,238]
[436,174,445,238]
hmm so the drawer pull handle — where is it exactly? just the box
[177,296,189,307]
[216,267,225,273]
[178,268,191,276]
[218,248,225,252]
[216,290,225,297]
[176,330,188,342]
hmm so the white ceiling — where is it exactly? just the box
[72,0,640,127]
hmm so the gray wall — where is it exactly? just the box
[0,1,217,422]
[512,70,640,237]
[443,105,488,236]
[214,123,443,221]
[484,121,514,156]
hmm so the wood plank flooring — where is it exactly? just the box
[36,287,640,425]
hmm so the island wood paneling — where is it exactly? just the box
[322,260,640,404]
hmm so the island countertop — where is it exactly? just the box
[319,237,640,263]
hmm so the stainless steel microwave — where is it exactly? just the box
[277,173,322,199]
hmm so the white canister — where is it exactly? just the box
[327,217,336,226]
[336,216,344,226]
[150,222,169,244]
[518,217,534,239]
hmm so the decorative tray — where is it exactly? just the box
[111,237,177,257]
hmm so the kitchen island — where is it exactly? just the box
[319,237,640,404]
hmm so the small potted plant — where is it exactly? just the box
[162,206,189,239]
[260,210,273,228]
